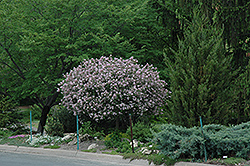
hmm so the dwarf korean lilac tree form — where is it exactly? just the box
[58,56,170,123]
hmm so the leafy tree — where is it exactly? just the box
[165,9,235,127]
[0,94,18,127]
[79,0,170,80]
[0,0,86,134]
[1,0,163,133]
[58,56,170,129]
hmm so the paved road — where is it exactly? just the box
[0,151,134,166]
[0,145,153,166]
[0,145,220,166]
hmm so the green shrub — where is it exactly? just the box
[205,122,250,159]
[79,121,105,139]
[80,121,94,135]
[104,131,123,148]
[0,95,29,134]
[203,124,226,134]
[0,129,13,138]
[0,95,18,127]
[104,131,131,153]
[126,121,155,143]
[30,104,42,120]
[50,106,76,133]
[93,131,105,139]
[46,116,64,137]
[153,124,202,159]
[115,139,132,153]
[153,122,250,160]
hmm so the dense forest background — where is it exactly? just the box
[0,0,249,132]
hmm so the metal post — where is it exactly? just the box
[200,116,207,162]
[30,110,32,142]
[129,114,134,153]
[77,114,79,150]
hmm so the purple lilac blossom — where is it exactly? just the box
[58,56,171,121]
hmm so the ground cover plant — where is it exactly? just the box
[0,129,29,146]
[2,120,250,166]
[153,122,250,161]
[26,135,63,147]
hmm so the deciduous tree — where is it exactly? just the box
[58,56,170,129]
[1,0,165,133]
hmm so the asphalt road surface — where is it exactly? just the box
[0,151,138,166]
[0,145,218,166]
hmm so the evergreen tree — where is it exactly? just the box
[165,9,235,127]
[232,60,250,124]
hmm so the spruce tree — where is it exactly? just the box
[165,9,235,127]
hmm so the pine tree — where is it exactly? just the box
[165,8,235,127]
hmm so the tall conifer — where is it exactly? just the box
[166,8,235,127]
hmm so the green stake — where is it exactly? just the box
[200,116,207,162]
[77,114,79,150]
[30,110,32,142]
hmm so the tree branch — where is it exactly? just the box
[34,93,44,107]
[0,42,26,80]
[0,60,25,80]
[31,1,48,21]
[47,92,59,106]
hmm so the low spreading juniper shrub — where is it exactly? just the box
[153,122,250,160]
[152,124,203,159]
[203,124,226,134]
[206,122,250,159]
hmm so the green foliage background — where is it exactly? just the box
[0,0,249,131]
[0,95,18,127]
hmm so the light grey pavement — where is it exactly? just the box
[0,151,132,166]
[0,145,220,166]
[174,162,221,166]
[0,145,154,166]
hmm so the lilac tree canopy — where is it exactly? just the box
[58,56,170,121]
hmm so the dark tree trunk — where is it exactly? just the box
[116,117,119,130]
[36,92,59,134]
[37,106,51,135]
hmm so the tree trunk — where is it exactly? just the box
[37,106,51,135]
[116,117,119,130]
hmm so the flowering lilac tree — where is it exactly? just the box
[58,56,170,125]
